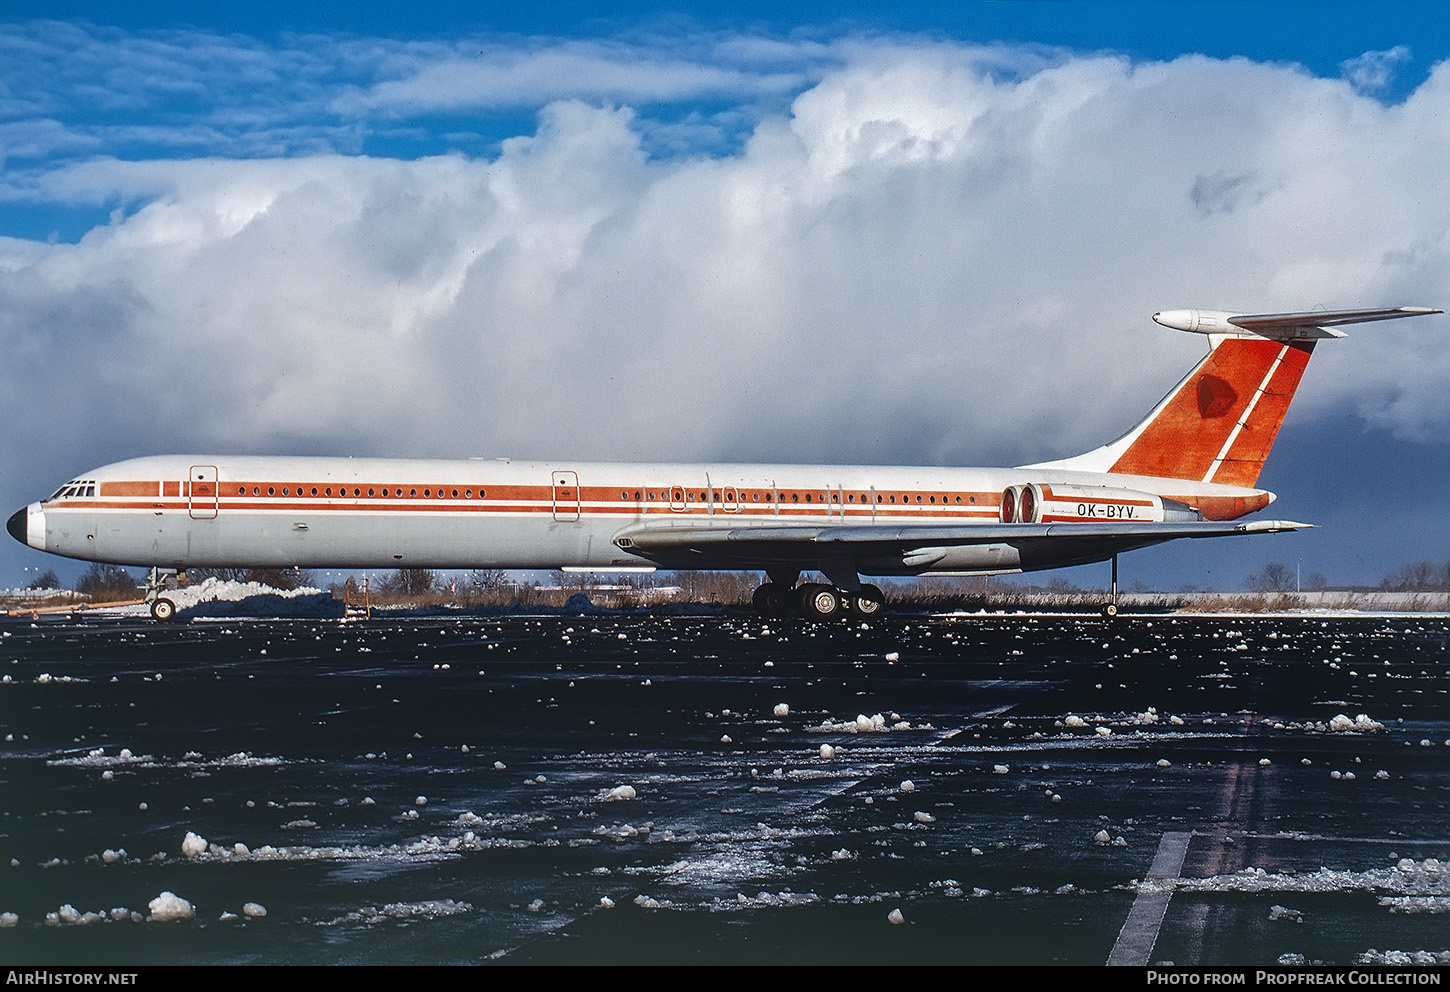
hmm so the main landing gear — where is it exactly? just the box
[752,580,886,620]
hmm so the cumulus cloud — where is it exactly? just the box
[2,30,1450,583]
[1341,45,1413,95]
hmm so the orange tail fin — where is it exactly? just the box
[1026,307,1439,486]
[1108,337,1313,487]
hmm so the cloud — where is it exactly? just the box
[333,40,811,114]
[3,33,1450,587]
[1341,45,1413,95]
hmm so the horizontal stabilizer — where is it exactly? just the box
[1153,306,1441,340]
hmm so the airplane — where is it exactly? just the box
[7,306,1440,621]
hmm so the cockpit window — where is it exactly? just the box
[45,479,96,501]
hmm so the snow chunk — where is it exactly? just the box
[181,832,208,858]
[773,703,790,718]
[605,785,637,801]
[1328,713,1384,733]
[148,892,195,922]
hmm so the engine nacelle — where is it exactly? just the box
[1001,483,1201,525]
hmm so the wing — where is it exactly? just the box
[612,519,1312,575]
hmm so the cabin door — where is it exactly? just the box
[188,465,218,519]
[552,471,580,522]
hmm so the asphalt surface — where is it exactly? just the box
[2,608,1448,966]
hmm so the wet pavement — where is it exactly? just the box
[2,609,1448,966]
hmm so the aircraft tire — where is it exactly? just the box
[150,597,177,622]
[847,585,886,619]
[797,583,843,621]
[753,583,791,616]
[752,583,772,612]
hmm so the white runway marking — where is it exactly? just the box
[1107,830,1191,967]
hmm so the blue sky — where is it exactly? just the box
[3,2,1450,592]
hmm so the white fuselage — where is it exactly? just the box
[14,454,1270,577]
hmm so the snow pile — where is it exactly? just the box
[814,712,926,734]
[1179,857,1450,896]
[1328,713,1385,733]
[1357,951,1450,965]
[147,892,195,922]
[169,578,342,618]
[327,900,473,925]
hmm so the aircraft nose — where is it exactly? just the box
[7,507,26,545]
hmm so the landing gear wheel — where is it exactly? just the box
[752,583,790,616]
[1101,602,1118,618]
[847,584,886,619]
[150,597,177,622]
[752,583,773,612]
[797,583,843,621]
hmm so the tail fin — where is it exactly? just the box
[1030,307,1440,487]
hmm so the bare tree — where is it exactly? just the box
[75,564,138,600]
[379,569,437,598]
[188,567,314,590]
[469,569,508,592]
[1382,560,1449,592]
[1247,562,1295,593]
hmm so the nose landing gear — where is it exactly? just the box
[145,567,180,622]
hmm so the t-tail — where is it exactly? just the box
[1034,307,1441,486]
